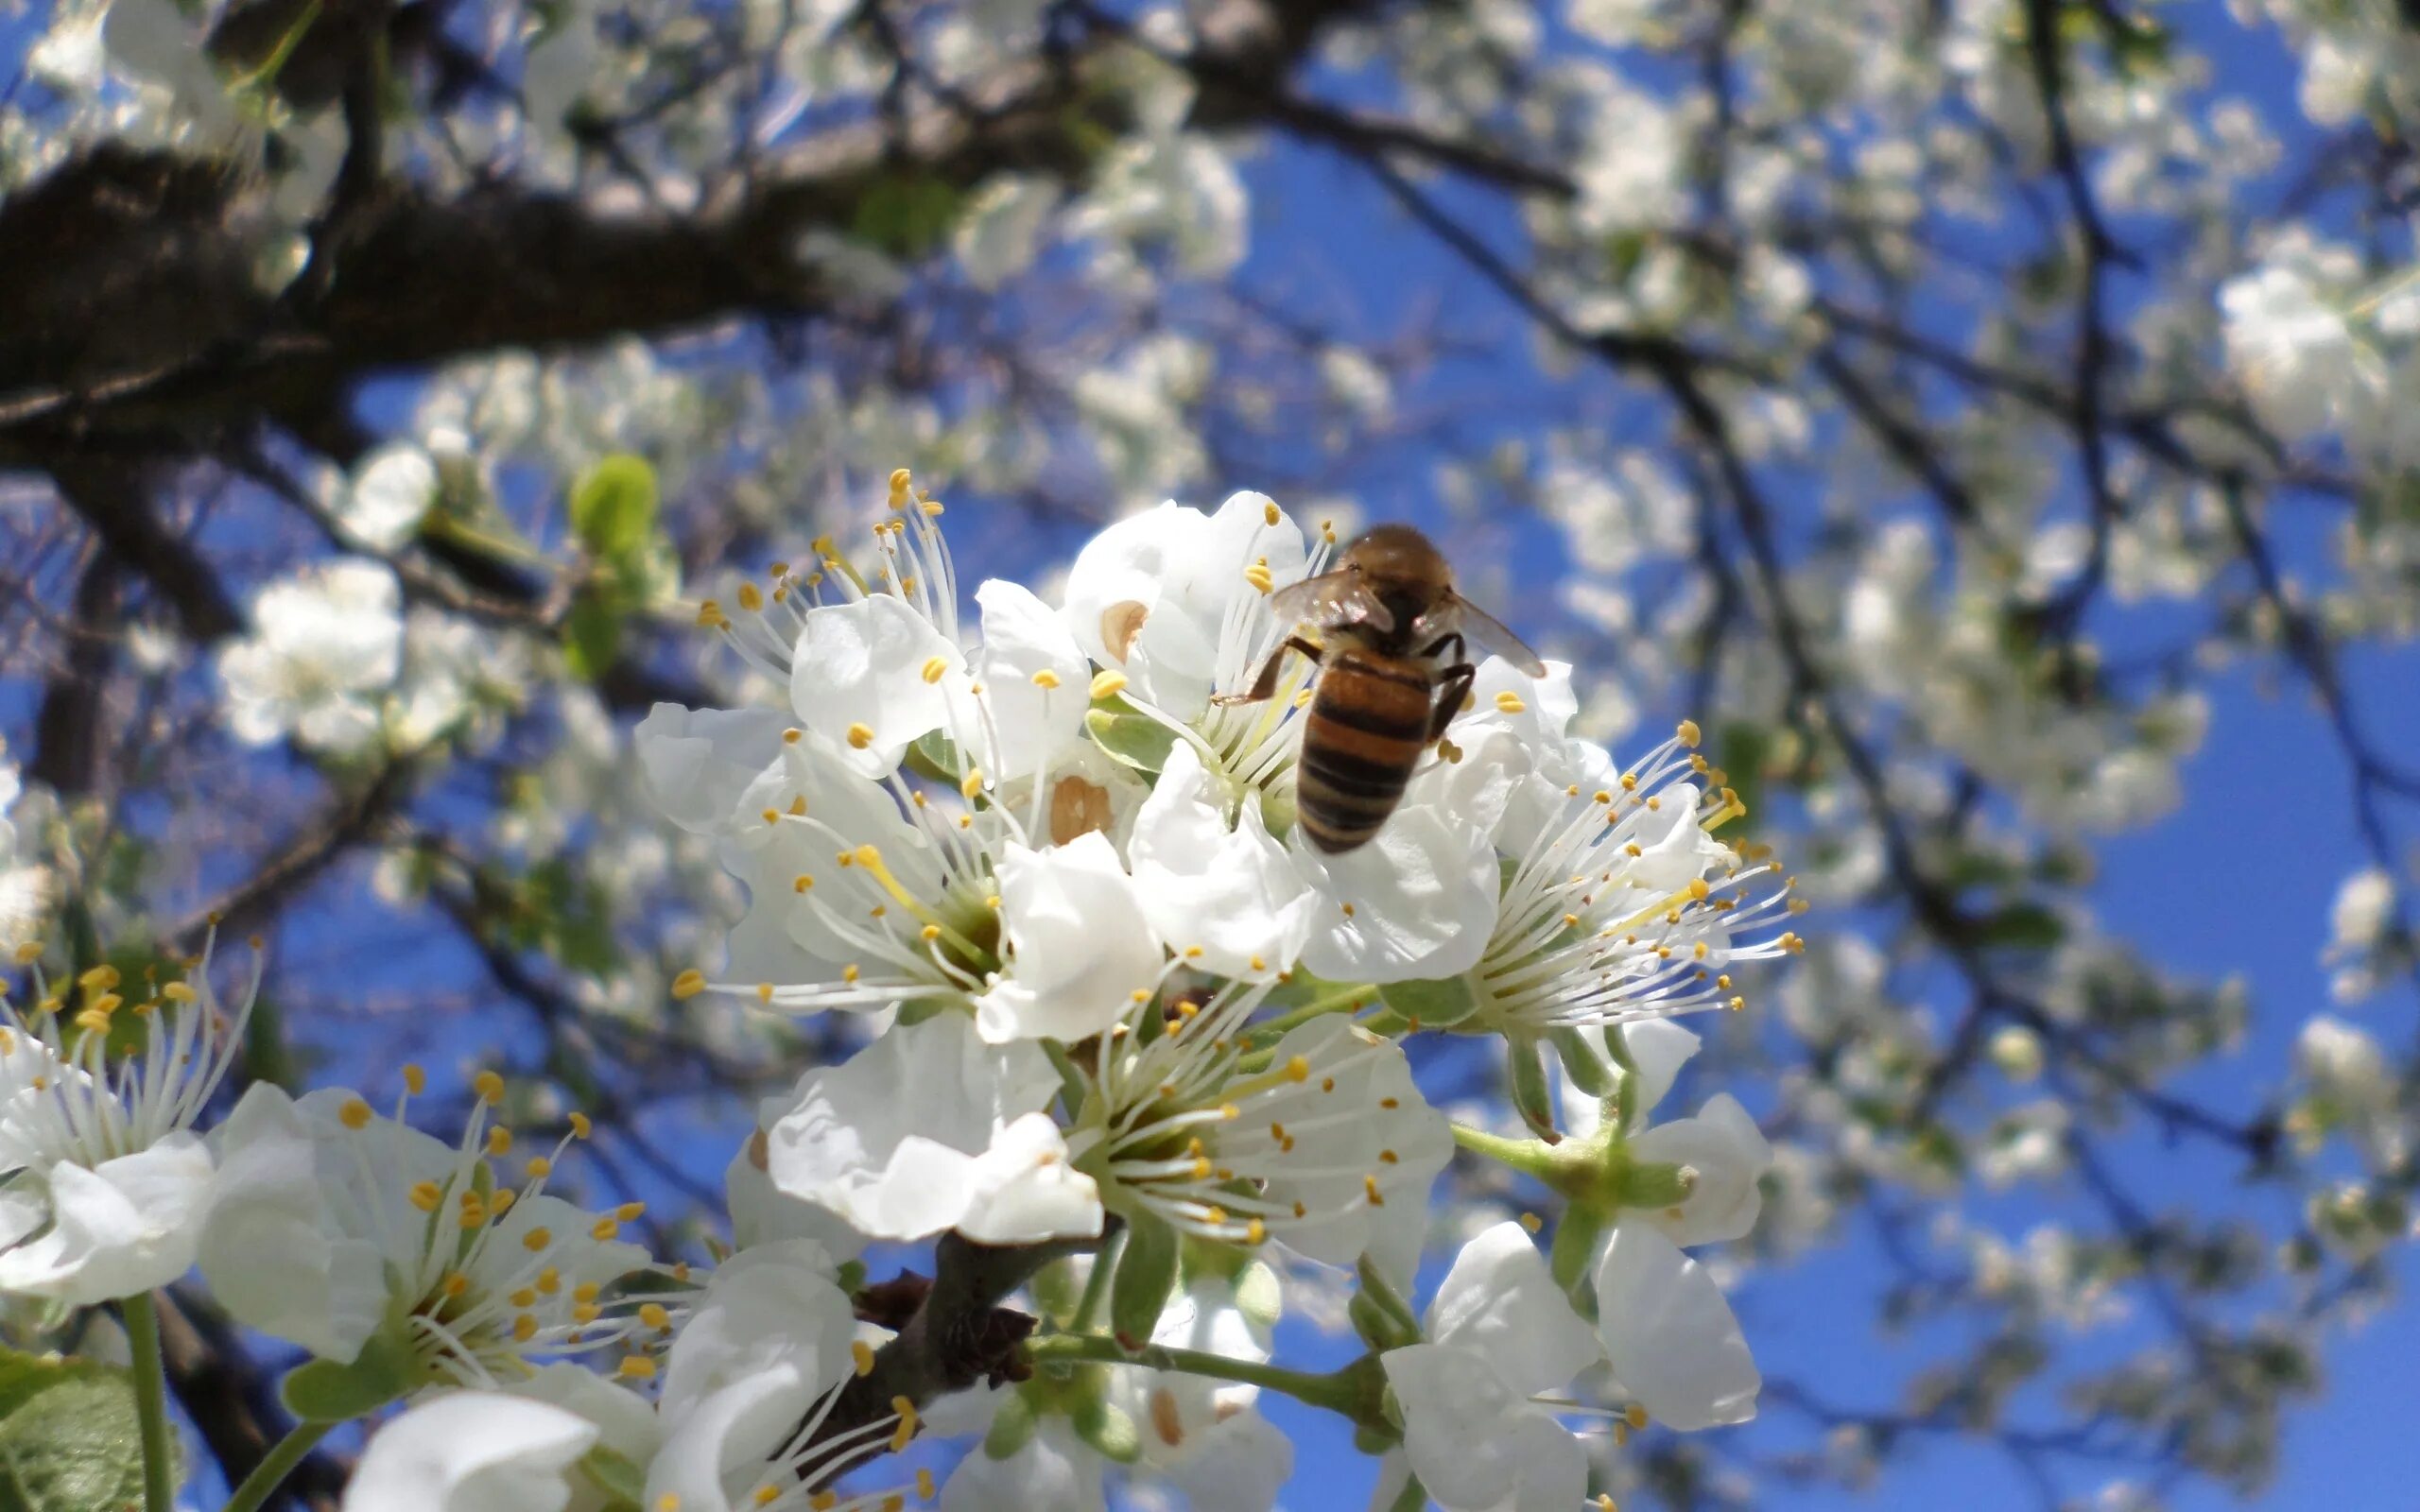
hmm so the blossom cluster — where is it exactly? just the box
[0,476,1792,1512]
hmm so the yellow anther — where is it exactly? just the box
[618,1355,659,1381]
[1030,667,1062,689]
[535,1265,561,1293]
[527,1156,554,1180]
[402,1062,427,1095]
[616,1201,646,1222]
[888,466,913,500]
[473,1070,506,1104]
[922,656,950,684]
[1090,669,1129,699]
[1625,1403,1650,1430]
[162,981,195,1003]
[569,1111,593,1139]
[757,982,775,1005]
[754,1488,781,1507]
[853,1339,876,1377]
[409,1181,444,1212]
[696,600,726,628]
[1676,719,1702,747]
[842,965,861,984]
[640,1301,672,1330]
[1520,1211,1544,1233]
[1364,1175,1385,1207]
[513,1314,540,1342]
[487,1126,513,1157]
[573,1301,602,1325]
[1243,558,1275,594]
[9,942,41,964]
[78,965,118,991]
[890,1395,919,1451]
[458,1195,488,1229]
[846,723,874,749]
[1494,691,1527,713]
[441,1271,471,1298]
[591,1217,621,1242]
[736,581,764,612]
[1687,878,1711,901]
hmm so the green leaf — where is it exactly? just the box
[562,590,625,682]
[1109,1211,1181,1347]
[1973,902,2065,952]
[281,1327,419,1422]
[1084,709,1179,778]
[851,173,966,258]
[1377,973,1480,1030]
[0,1346,151,1512]
[569,455,660,562]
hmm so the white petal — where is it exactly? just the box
[1163,1410,1292,1512]
[955,1112,1103,1245]
[1624,1093,1772,1246]
[722,1139,869,1261]
[1295,805,1498,985]
[343,444,439,552]
[1594,1223,1760,1431]
[762,1013,1061,1241]
[1381,1343,1586,1512]
[973,833,1165,1043]
[1128,743,1316,981]
[941,1418,1106,1512]
[659,1241,857,1428]
[344,1392,597,1512]
[1620,1018,1702,1125]
[508,1366,664,1474]
[0,1135,214,1306]
[1425,1222,1599,1397]
[643,1367,820,1512]
[635,705,789,834]
[968,580,1091,776]
[199,1084,389,1362]
[790,595,966,778]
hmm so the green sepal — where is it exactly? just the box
[1070,1396,1141,1465]
[1507,1033,1562,1142]
[280,1327,421,1422]
[1553,1027,1616,1096]
[982,1386,1041,1460]
[1549,1201,1610,1303]
[1027,1257,1084,1329]
[1110,1211,1181,1346]
[1609,1159,1696,1212]
[576,1442,648,1510]
[1347,1256,1420,1351]
[1352,1422,1396,1455]
[1084,708,1179,777]
[1386,1469,1430,1512]
[1040,1039,1096,1123]
[1234,1259,1283,1332]
[1377,973,1480,1031]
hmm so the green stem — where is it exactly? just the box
[121,1292,176,1512]
[1027,1332,1374,1420]
[221,1422,333,1512]
[1450,1121,1552,1173]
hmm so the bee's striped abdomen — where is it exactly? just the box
[1296,652,1434,853]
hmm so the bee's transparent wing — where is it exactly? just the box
[1266,568,1395,632]
[1446,592,1546,675]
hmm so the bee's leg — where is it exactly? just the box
[1212,635,1324,705]
[1426,638,1477,743]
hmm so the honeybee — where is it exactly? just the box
[1215,524,1544,853]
